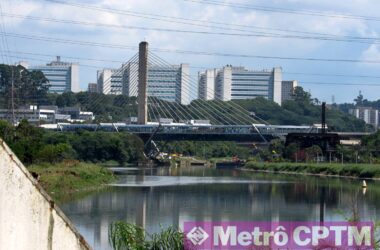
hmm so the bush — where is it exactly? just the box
[245,162,380,178]
[36,143,74,163]
[109,222,186,250]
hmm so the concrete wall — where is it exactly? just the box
[0,139,91,250]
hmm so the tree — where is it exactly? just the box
[354,92,364,106]
[0,119,14,142]
[284,143,299,161]
[36,143,74,163]
[0,64,50,108]
[304,145,322,162]
[11,120,44,164]
[292,86,312,104]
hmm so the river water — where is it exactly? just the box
[60,167,380,250]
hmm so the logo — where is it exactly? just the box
[186,226,209,245]
[184,221,374,250]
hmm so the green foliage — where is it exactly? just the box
[0,120,144,165]
[109,221,185,250]
[235,87,367,132]
[44,92,138,122]
[42,131,144,164]
[11,120,44,164]
[245,162,380,178]
[0,64,50,108]
[0,119,14,142]
[362,131,380,155]
[36,143,75,163]
[29,161,116,200]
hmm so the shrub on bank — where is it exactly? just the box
[29,161,116,200]
[245,162,380,178]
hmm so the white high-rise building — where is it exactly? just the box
[281,80,298,102]
[29,56,79,93]
[198,69,217,100]
[349,107,379,129]
[198,66,282,105]
[120,63,190,105]
[97,67,125,95]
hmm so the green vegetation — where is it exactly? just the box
[109,222,185,250]
[0,64,50,108]
[0,120,144,165]
[158,140,250,159]
[245,162,380,179]
[337,92,380,114]
[249,129,380,163]
[50,92,138,122]
[236,87,368,132]
[0,73,363,132]
[29,161,116,200]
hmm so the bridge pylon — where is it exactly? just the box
[138,41,148,124]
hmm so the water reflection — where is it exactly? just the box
[60,167,379,250]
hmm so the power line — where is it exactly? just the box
[43,0,380,46]
[3,32,380,64]
[7,50,380,92]
[7,50,380,80]
[283,72,380,80]
[3,13,380,45]
[183,0,380,22]
[300,81,380,87]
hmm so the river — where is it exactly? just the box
[60,167,380,250]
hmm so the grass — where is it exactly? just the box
[29,160,116,201]
[244,162,380,179]
[109,221,186,250]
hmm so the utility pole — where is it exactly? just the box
[10,66,15,125]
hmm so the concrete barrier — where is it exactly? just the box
[0,139,91,250]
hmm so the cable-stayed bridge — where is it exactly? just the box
[45,42,368,145]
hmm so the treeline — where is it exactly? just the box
[157,141,251,159]
[252,131,380,164]
[45,88,367,132]
[0,63,368,132]
[0,120,144,165]
[236,87,367,132]
[337,92,380,113]
[45,92,138,122]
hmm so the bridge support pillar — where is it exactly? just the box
[138,41,148,124]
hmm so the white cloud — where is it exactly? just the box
[3,0,380,101]
[360,44,380,66]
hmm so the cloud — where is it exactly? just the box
[2,0,380,101]
[360,44,380,66]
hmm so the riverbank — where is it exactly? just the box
[29,161,116,201]
[244,162,380,179]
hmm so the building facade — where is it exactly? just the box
[118,63,190,105]
[198,69,217,100]
[0,105,94,124]
[281,80,298,102]
[29,56,79,93]
[349,107,379,129]
[97,68,124,95]
[198,66,282,105]
[87,83,98,93]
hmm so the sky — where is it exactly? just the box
[1,0,380,103]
